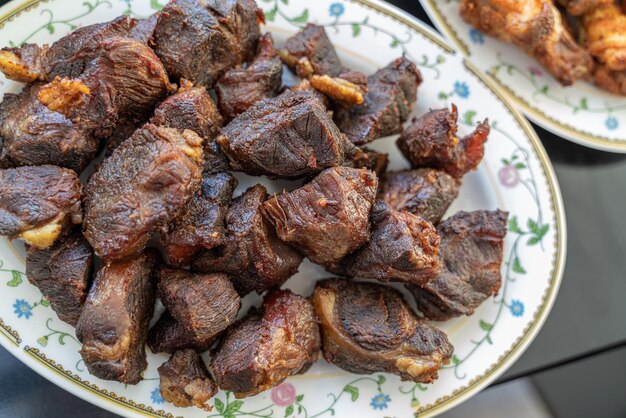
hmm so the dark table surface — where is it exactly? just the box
[1,0,626,417]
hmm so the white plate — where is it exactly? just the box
[0,0,566,417]
[422,0,626,153]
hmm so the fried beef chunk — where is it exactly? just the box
[84,124,203,260]
[217,90,345,179]
[262,167,377,267]
[407,210,508,321]
[336,201,441,286]
[76,249,159,384]
[397,105,490,179]
[155,269,240,349]
[335,57,421,145]
[211,290,321,398]
[0,165,82,249]
[158,350,217,410]
[378,168,460,224]
[341,135,389,177]
[163,173,237,267]
[312,279,453,383]
[192,185,303,296]
[0,83,99,172]
[25,228,93,326]
[215,33,283,121]
[594,64,626,95]
[151,0,263,87]
[149,312,216,354]
[150,81,227,173]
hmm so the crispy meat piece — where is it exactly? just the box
[158,350,217,410]
[407,210,508,320]
[580,4,626,72]
[556,0,613,16]
[262,167,377,267]
[192,185,303,296]
[217,90,344,179]
[215,33,283,121]
[76,249,159,384]
[163,173,237,267]
[397,105,490,179]
[460,0,593,86]
[25,228,93,326]
[149,311,217,354]
[0,44,46,82]
[0,165,82,249]
[157,269,240,344]
[378,168,460,224]
[594,64,626,95]
[211,290,321,398]
[0,83,99,172]
[151,0,263,87]
[335,57,421,145]
[84,124,203,260]
[336,201,441,286]
[312,279,453,383]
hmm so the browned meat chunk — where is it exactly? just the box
[163,173,237,267]
[0,43,47,83]
[211,290,320,398]
[341,135,389,177]
[407,210,508,320]
[76,249,159,384]
[157,269,240,345]
[397,105,490,179]
[149,312,216,354]
[335,57,421,144]
[217,90,345,179]
[336,201,441,286]
[594,64,626,95]
[131,12,161,43]
[378,168,460,224]
[151,0,263,87]
[192,185,303,296]
[0,165,82,249]
[312,279,453,383]
[557,0,614,16]
[0,83,99,172]
[216,33,282,121]
[84,124,202,260]
[262,167,377,267]
[25,228,93,326]
[158,349,217,410]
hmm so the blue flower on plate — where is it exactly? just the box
[329,2,345,18]
[454,81,470,98]
[605,116,619,131]
[13,299,32,319]
[370,393,391,410]
[469,28,484,44]
[510,300,524,317]
[151,387,164,405]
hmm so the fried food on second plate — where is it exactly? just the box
[556,0,613,16]
[580,3,626,72]
[460,0,593,86]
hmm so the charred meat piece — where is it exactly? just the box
[192,185,303,296]
[335,57,421,145]
[407,210,508,320]
[158,349,217,410]
[84,124,203,260]
[217,90,344,179]
[76,249,159,384]
[336,201,441,286]
[158,269,240,344]
[262,167,377,267]
[378,168,460,224]
[149,311,216,354]
[163,173,237,267]
[0,165,82,249]
[25,228,93,326]
[211,290,321,398]
[312,279,453,383]
[397,105,490,179]
[151,0,263,87]
[216,33,283,121]
[131,12,161,43]
[150,81,227,173]
[0,83,99,172]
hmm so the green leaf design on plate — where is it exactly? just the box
[265,6,277,21]
[227,400,244,413]
[512,257,526,274]
[390,38,400,48]
[214,398,224,414]
[7,271,23,287]
[479,320,493,331]
[377,375,386,385]
[40,298,50,307]
[296,394,304,403]
[285,404,294,417]
[451,355,460,365]
[291,9,309,23]
[343,385,359,401]
[351,23,361,37]
[463,110,476,126]
[508,217,523,234]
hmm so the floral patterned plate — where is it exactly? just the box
[0,0,566,417]
[421,0,626,153]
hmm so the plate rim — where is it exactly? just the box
[0,0,567,417]
[421,0,626,154]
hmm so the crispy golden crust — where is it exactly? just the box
[37,77,91,116]
[0,49,42,83]
[593,64,626,95]
[581,4,626,72]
